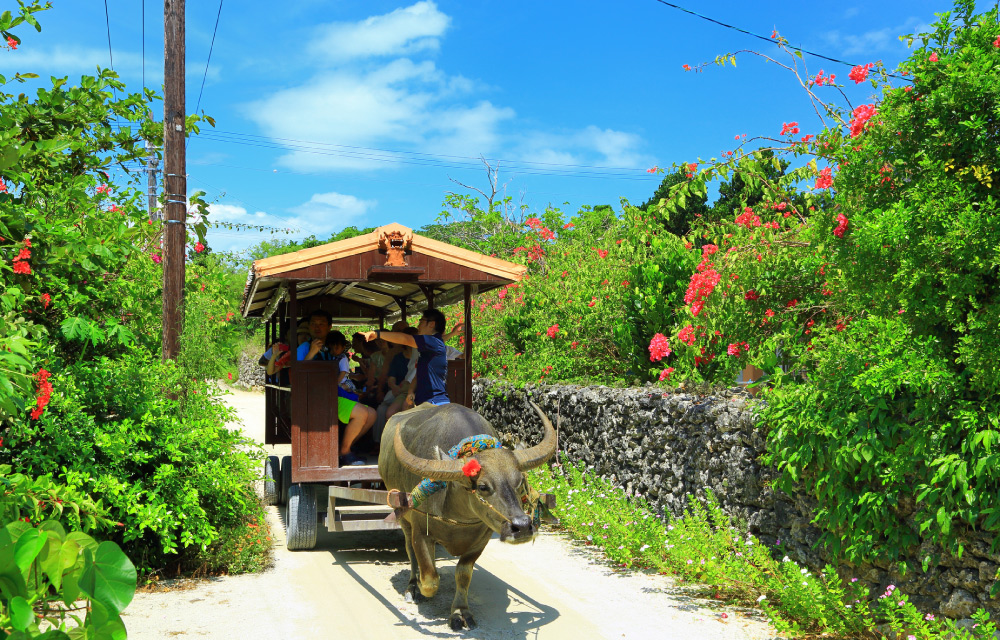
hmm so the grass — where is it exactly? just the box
[529,456,998,639]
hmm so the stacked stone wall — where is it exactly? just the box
[473,379,999,620]
[235,352,264,390]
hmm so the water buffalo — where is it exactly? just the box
[378,401,556,630]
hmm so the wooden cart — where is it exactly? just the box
[239,223,527,549]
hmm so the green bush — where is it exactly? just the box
[5,352,266,572]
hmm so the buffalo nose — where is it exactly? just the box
[510,514,532,534]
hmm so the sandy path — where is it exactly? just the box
[121,386,782,640]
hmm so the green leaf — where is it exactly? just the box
[14,528,46,575]
[9,595,32,630]
[0,145,19,171]
[78,541,136,614]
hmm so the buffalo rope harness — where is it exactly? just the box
[391,434,547,535]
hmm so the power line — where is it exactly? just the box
[195,0,224,114]
[650,0,911,81]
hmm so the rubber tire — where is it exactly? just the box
[285,483,318,550]
[263,456,280,506]
[280,456,292,506]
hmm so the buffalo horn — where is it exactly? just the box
[514,401,557,471]
[394,425,468,482]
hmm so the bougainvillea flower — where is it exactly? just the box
[929,52,939,62]
[833,212,849,238]
[849,63,873,84]
[849,104,877,137]
[780,122,800,136]
[40,293,51,309]
[765,309,775,318]
[814,166,833,190]
[658,367,674,381]
[678,325,696,345]
[12,259,30,274]
[546,324,559,338]
[744,290,759,301]
[648,333,671,362]
[6,36,17,50]
[195,242,205,253]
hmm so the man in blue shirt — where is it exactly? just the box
[297,310,334,361]
[363,308,449,407]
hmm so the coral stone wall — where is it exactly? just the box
[236,352,264,390]
[472,379,999,620]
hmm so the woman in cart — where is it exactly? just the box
[325,331,377,466]
[364,308,450,408]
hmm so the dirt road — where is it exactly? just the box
[121,386,782,639]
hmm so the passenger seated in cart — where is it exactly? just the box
[364,308,450,408]
[325,330,377,466]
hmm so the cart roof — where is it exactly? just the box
[240,223,526,323]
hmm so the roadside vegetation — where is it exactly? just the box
[532,460,999,639]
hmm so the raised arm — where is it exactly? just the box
[363,330,416,348]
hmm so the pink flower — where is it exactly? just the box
[814,166,833,189]
[647,166,659,173]
[848,63,873,84]
[929,52,939,62]
[678,325,696,345]
[109,204,121,214]
[849,104,877,137]
[546,324,559,338]
[781,122,800,136]
[151,252,163,264]
[833,212,849,238]
[6,36,16,50]
[195,242,205,253]
[648,333,671,362]
[525,217,542,229]
[735,206,761,228]
[658,367,674,381]
[96,184,110,194]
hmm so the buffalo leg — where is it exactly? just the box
[399,517,424,602]
[409,520,440,598]
[449,548,483,631]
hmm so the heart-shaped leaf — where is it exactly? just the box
[9,595,33,630]
[78,541,136,614]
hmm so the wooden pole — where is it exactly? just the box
[464,284,473,404]
[161,0,186,361]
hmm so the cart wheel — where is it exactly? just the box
[280,456,292,506]
[285,483,318,550]
[263,456,281,506]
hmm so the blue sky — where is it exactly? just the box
[2,0,959,253]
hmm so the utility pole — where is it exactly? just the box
[162,0,185,361]
[145,137,159,222]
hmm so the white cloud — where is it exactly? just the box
[246,59,513,171]
[308,1,450,63]
[242,2,645,175]
[289,192,376,228]
[0,45,218,85]
[822,17,928,57]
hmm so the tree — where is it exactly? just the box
[639,167,710,237]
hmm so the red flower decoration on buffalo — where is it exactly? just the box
[462,459,482,478]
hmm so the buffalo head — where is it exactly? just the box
[394,401,556,543]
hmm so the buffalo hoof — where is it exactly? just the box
[449,610,477,630]
[405,584,425,603]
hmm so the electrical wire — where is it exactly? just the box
[650,0,911,81]
[195,0,224,114]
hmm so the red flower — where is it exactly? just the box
[621,280,629,287]
[547,324,559,338]
[525,217,542,229]
[6,36,16,50]
[12,259,30,275]
[648,333,671,362]
[16,247,30,260]
[833,212,849,238]
[744,290,759,301]
[780,122,800,136]
[0,180,7,193]
[928,52,939,62]
[462,459,481,478]
[658,367,674,381]
[735,206,761,228]
[195,242,205,253]
[688,163,698,173]
[684,267,720,316]
[814,166,833,190]
[849,63,873,84]
[571,341,579,349]
[538,227,555,241]
[40,293,51,309]
[786,299,798,308]
[109,204,121,214]
[30,369,53,420]
[563,222,575,229]
[594,248,609,258]
[849,104,877,137]
[727,342,749,357]
[647,166,658,174]
[994,36,1000,48]
[22,238,31,248]
[678,325,696,345]
[587,298,597,307]
[701,244,718,258]
[682,64,690,71]
[765,309,775,318]
[227,373,233,381]
[96,184,110,194]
